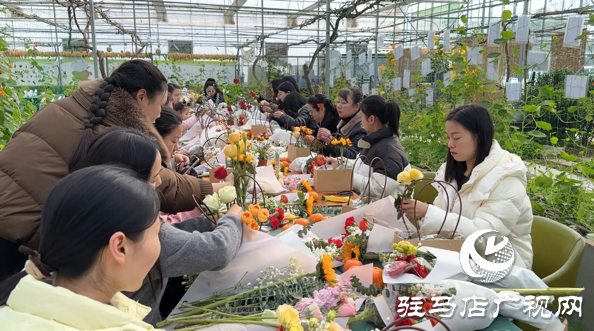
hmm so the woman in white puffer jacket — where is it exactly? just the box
[326,95,410,200]
[401,104,533,269]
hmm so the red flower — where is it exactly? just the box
[213,166,228,180]
[269,216,280,229]
[328,238,343,248]
[422,300,434,313]
[317,103,324,109]
[344,216,356,231]
[227,105,232,112]
[251,92,256,97]
[396,318,414,326]
[405,255,416,263]
[233,78,239,84]
[280,195,289,203]
[275,208,284,220]
[358,219,369,232]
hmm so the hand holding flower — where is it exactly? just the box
[401,199,428,219]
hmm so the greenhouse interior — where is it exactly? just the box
[0,0,593,330]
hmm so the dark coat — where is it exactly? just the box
[358,127,409,180]
[322,111,367,159]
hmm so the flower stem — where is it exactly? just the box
[174,319,280,331]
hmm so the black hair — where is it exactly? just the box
[80,127,159,181]
[203,81,223,103]
[360,95,401,136]
[444,104,494,186]
[168,83,180,94]
[271,79,282,100]
[173,102,188,114]
[69,60,167,173]
[0,165,160,305]
[155,106,183,137]
[280,76,299,91]
[337,87,364,105]
[307,94,339,120]
[278,82,306,117]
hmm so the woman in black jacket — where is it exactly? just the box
[269,82,317,130]
[317,87,367,159]
[202,79,225,104]
[305,94,340,146]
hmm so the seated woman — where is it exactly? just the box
[401,104,533,268]
[0,165,163,329]
[173,101,198,140]
[269,82,316,131]
[326,96,410,199]
[80,127,243,324]
[168,83,182,104]
[155,106,189,171]
[317,87,367,159]
[305,94,340,148]
[259,78,282,112]
[203,79,225,105]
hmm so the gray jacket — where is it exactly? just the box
[125,214,243,325]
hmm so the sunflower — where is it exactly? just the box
[305,195,314,216]
[341,242,361,262]
[301,180,313,193]
[321,254,337,286]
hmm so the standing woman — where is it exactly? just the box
[317,87,367,159]
[0,165,162,330]
[401,105,533,268]
[0,60,224,281]
[270,81,316,130]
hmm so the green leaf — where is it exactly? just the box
[487,52,501,58]
[560,151,578,162]
[527,130,546,138]
[512,67,523,75]
[494,38,508,45]
[523,105,538,112]
[534,175,553,188]
[535,121,552,130]
[500,0,510,4]
[586,115,593,122]
[502,31,514,40]
[502,10,512,21]
[461,15,468,24]
[550,137,559,145]
[568,106,578,113]
[512,48,521,56]
[580,165,594,175]
[538,85,554,99]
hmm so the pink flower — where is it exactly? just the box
[386,261,410,277]
[337,298,357,317]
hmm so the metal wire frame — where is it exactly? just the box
[348,155,388,205]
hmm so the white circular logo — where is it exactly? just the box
[459,230,514,283]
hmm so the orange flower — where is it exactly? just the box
[301,180,313,193]
[0,87,4,96]
[249,204,261,217]
[257,208,270,222]
[241,211,254,225]
[249,221,260,230]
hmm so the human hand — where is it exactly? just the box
[317,128,332,143]
[325,157,339,168]
[175,153,190,170]
[272,111,283,119]
[262,105,272,113]
[227,204,243,217]
[305,135,315,143]
[401,199,429,219]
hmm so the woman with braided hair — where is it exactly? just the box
[0,165,162,329]
[0,60,229,281]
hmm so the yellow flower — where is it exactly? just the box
[451,72,458,79]
[321,254,337,286]
[239,154,245,162]
[229,132,241,144]
[448,64,454,69]
[341,242,361,262]
[257,208,270,222]
[392,240,418,256]
[328,321,344,331]
[345,138,352,147]
[379,64,385,73]
[397,171,412,185]
[470,69,478,75]
[249,221,260,231]
[409,168,423,181]
[223,144,237,159]
[302,180,313,193]
[391,58,396,65]
[246,154,254,163]
[277,305,303,331]
[460,48,466,55]
[305,195,314,216]
[391,44,395,49]
[249,204,261,217]
[388,49,394,55]
[241,211,254,225]
[433,35,438,42]
[293,130,301,139]
[330,138,339,145]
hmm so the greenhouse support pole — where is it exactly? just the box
[89,0,100,79]
[324,0,331,96]
[374,3,379,86]
[133,0,138,55]
[52,1,63,90]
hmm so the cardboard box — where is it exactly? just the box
[251,125,269,138]
[313,168,353,193]
[288,145,311,161]
[394,232,465,252]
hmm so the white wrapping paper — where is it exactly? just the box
[382,247,464,285]
[255,165,287,194]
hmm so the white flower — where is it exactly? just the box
[218,186,237,203]
[203,193,221,212]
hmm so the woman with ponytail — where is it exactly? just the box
[0,60,225,281]
[269,81,317,130]
[326,95,410,199]
[305,94,340,148]
[0,165,162,330]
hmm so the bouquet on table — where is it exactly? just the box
[339,216,373,263]
[222,131,258,208]
[380,241,436,279]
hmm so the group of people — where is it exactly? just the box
[0,59,533,329]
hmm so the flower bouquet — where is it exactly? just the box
[222,131,257,208]
[392,283,456,328]
[288,126,313,161]
[380,241,436,279]
[313,138,353,193]
[339,216,373,263]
